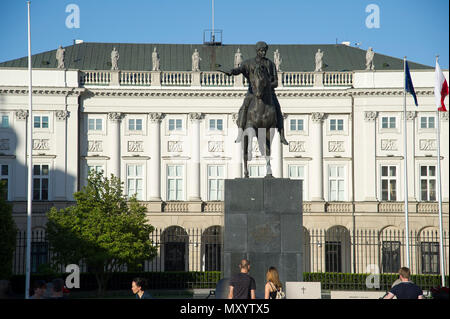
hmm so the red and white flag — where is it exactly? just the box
[435,61,448,112]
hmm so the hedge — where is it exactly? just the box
[9,271,448,294]
[9,271,222,294]
[303,272,449,291]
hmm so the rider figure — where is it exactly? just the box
[223,41,289,145]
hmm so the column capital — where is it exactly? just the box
[311,112,325,123]
[15,109,29,120]
[55,110,70,121]
[149,112,165,123]
[231,112,239,124]
[108,112,124,122]
[364,111,378,122]
[189,112,204,121]
[406,111,416,121]
[440,112,449,122]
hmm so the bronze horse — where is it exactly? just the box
[242,64,277,178]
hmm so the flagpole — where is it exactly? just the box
[436,55,446,287]
[403,56,411,269]
[25,0,33,299]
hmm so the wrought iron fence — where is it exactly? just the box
[13,226,448,289]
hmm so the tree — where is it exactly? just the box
[46,171,157,295]
[0,180,17,279]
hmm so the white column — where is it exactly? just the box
[406,111,416,201]
[311,112,325,201]
[54,110,69,200]
[363,111,377,201]
[149,112,164,200]
[271,128,283,178]
[231,113,242,178]
[108,112,123,178]
[188,112,202,201]
[14,110,29,200]
[66,102,78,199]
[441,112,449,201]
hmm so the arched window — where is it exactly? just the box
[325,226,351,273]
[161,226,188,271]
[202,226,222,271]
[379,226,402,273]
[418,227,441,275]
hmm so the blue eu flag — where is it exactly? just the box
[405,61,418,106]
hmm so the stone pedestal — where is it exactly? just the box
[224,178,303,297]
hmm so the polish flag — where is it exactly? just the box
[435,61,448,112]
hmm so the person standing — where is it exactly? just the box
[228,259,256,299]
[131,277,153,299]
[383,267,424,299]
[264,267,284,299]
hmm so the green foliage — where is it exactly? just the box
[0,181,17,279]
[46,171,157,295]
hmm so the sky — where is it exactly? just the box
[0,0,448,68]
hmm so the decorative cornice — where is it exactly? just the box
[0,86,436,98]
[0,87,85,96]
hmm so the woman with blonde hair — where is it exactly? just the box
[264,267,284,299]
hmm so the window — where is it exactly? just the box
[31,242,48,273]
[329,166,345,201]
[208,165,224,201]
[0,164,8,200]
[290,119,304,131]
[330,119,344,131]
[420,166,436,201]
[249,165,266,178]
[325,241,342,273]
[381,166,397,201]
[381,117,396,129]
[88,165,104,174]
[1,115,9,128]
[88,118,102,131]
[163,227,188,271]
[167,165,183,200]
[128,119,143,131]
[127,165,143,200]
[288,165,306,200]
[34,116,49,129]
[209,119,223,131]
[382,241,401,273]
[203,226,221,271]
[33,165,49,200]
[420,116,435,129]
[168,119,183,131]
[421,242,440,274]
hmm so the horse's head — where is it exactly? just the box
[251,64,270,100]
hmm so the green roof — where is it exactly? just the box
[0,42,432,72]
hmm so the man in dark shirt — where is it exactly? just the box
[384,267,424,299]
[228,259,256,299]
